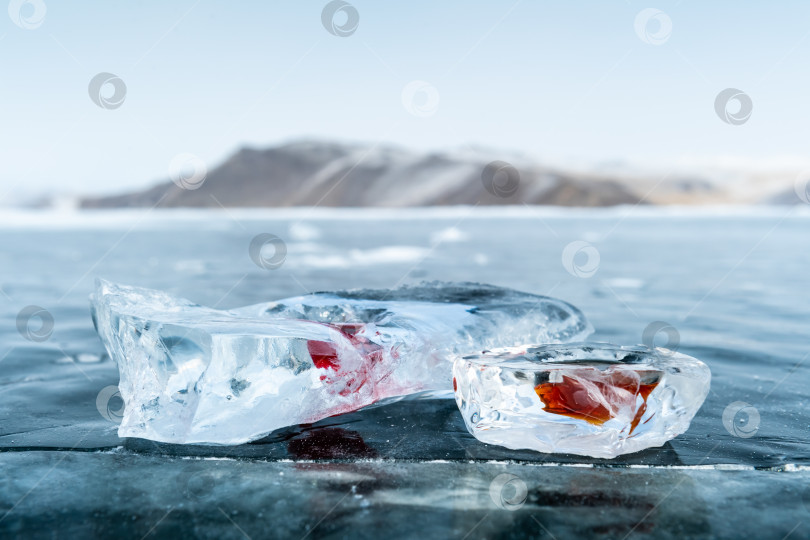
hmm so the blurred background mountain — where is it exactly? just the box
[73,139,806,209]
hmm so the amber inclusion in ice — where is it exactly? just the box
[534,368,660,435]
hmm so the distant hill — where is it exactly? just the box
[766,187,805,205]
[80,141,647,208]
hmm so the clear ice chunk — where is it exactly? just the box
[453,343,710,458]
[90,279,592,444]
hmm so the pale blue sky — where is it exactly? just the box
[2,1,810,197]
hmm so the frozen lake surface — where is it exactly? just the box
[1,207,808,538]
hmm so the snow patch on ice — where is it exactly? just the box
[288,222,322,241]
[288,246,430,269]
[430,226,469,244]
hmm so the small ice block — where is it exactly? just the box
[453,343,710,458]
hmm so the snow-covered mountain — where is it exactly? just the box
[80,140,645,208]
[78,140,810,208]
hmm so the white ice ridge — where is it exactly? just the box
[91,279,592,445]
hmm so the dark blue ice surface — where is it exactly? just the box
[1,208,808,539]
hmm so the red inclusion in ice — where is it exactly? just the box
[306,323,384,395]
[534,369,660,434]
[308,340,342,371]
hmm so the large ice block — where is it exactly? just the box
[90,279,592,444]
[453,343,710,458]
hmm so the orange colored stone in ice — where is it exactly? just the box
[534,369,660,432]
